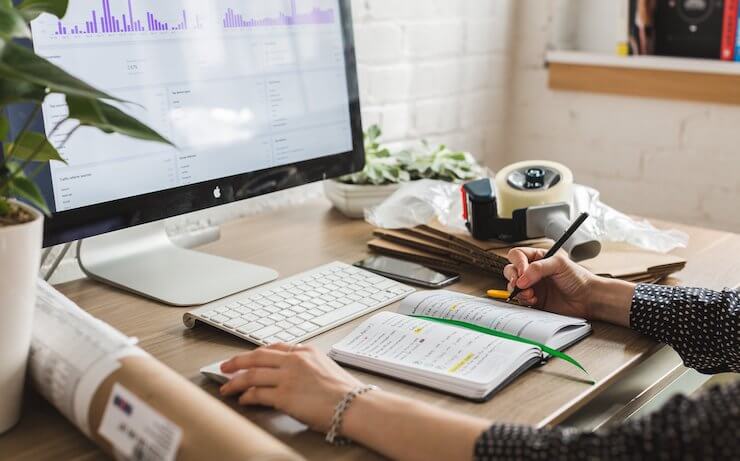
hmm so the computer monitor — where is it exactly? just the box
[6,0,364,305]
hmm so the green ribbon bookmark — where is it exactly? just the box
[411,315,594,383]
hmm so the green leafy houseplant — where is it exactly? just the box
[0,0,171,225]
[338,125,485,186]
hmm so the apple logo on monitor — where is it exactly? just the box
[213,186,222,199]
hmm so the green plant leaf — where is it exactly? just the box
[0,78,47,105]
[0,196,10,217]
[6,131,65,162]
[7,174,48,214]
[0,40,122,102]
[0,115,8,141]
[66,96,173,145]
[0,4,30,39]
[17,0,68,20]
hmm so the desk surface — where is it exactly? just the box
[3,198,740,461]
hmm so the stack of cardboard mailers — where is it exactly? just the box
[368,222,686,284]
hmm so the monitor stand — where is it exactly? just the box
[77,221,279,307]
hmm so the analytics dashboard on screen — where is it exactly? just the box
[30,0,353,212]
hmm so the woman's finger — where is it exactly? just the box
[220,368,283,396]
[503,264,518,283]
[238,387,278,407]
[221,348,289,373]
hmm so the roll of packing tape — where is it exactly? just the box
[494,160,574,218]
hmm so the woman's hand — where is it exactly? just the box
[505,247,635,326]
[505,247,598,319]
[219,343,363,432]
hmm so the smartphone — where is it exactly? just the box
[354,255,460,289]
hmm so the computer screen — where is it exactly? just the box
[28,0,356,213]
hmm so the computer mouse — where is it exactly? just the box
[200,361,236,385]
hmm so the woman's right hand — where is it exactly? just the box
[505,247,599,320]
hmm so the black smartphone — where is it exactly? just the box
[354,255,460,288]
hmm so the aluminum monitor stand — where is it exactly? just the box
[77,221,278,307]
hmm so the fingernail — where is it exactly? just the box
[518,275,529,287]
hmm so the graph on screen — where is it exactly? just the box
[52,0,335,36]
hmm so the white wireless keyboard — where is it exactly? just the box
[183,262,415,346]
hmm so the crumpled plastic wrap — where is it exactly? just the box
[365,179,688,253]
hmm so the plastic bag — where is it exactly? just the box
[366,179,688,253]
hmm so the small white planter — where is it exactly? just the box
[324,180,402,219]
[0,201,42,434]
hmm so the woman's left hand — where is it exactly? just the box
[219,343,363,432]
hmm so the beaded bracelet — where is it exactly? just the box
[325,384,379,445]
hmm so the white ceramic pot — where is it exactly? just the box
[0,201,42,434]
[323,180,402,219]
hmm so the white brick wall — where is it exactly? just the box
[504,0,740,232]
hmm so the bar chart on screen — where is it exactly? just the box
[35,0,337,41]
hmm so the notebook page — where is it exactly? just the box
[398,290,587,345]
[330,311,536,385]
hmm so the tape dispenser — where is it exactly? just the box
[461,160,601,261]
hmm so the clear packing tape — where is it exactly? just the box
[365,179,688,254]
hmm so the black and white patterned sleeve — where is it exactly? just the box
[630,284,740,373]
[473,285,740,460]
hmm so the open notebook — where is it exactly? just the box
[329,291,591,401]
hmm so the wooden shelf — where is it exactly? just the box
[546,51,740,105]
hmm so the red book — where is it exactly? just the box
[722,0,739,60]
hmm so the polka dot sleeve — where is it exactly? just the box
[474,381,740,460]
[630,284,740,373]
[473,284,740,460]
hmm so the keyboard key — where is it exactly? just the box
[224,318,247,329]
[329,300,345,308]
[287,327,306,337]
[240,313,258,322]
[275,302,291,310]
[269,313,286,322]
[299,301,316,309]
[359,298,377,307]
[263,305,281,314]
[298,312,315,321]
[312,303,369,327]
[308,308,324,317]
[199,310,214,319]
[251,325,282,340]
[254,309,270,317]
[237,322,263,334]
[276,332,295,342]
[258,318,275,326]
[287,317,303,325]
[299,322,319,332]
[376,280,397,290]
[277,321,293,329]
[285,298,301,306]
[318,304,334,313]
[263,336,281,345]
[210,314,228,324]
[291,305,306,314]
[214,306,229,313]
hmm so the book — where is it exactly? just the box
[329,290,591,401]
[722,0,738,60]
[735,1,740,61]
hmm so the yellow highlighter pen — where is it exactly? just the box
[486,289,510,300]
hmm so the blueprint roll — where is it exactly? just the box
[30,281,300,461]
[493,161,574,218]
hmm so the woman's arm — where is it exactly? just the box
[507,247,740,373]
[219,344,490,461]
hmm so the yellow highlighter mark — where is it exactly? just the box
[413,327,424,334]
[448,353,475,373]
[449,304,458,312]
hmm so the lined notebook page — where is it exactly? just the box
[398,290,587,345]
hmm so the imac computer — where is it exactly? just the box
[7,0,364,306]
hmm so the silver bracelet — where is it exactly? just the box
[325,384,379,445]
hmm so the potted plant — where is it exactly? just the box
[0,0,170,434]
[324,125,486,218]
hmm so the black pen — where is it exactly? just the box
[507,212,590,302]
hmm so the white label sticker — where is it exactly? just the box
[99,383,182,461]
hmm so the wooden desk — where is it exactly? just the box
[3,199,740,460]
